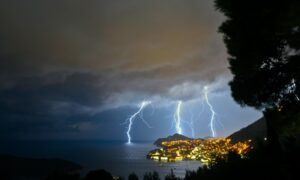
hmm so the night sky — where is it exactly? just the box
[0,0,262,141]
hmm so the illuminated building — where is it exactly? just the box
[147,138,252,165]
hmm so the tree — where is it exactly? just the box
[46,171,80,180]
[143,171,160,180]
[165,169,180,180]
[129,172,139,180]
[85,169,113,180]
[215,0,300,148]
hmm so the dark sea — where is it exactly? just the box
[1,140,201,179]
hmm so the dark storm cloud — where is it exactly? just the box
[0,0,240,139]
[0,0,226,98]
[0,72,101,139]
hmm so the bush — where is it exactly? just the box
[85,169,113,180]
[143,171,160,180]
[129,172,139,180]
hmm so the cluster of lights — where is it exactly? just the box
[147,138,252,164]
[190,138,251,164]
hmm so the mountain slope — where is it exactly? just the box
[228,117,267,143]
[154,133,192,147]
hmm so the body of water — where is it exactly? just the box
[1,140,201,178]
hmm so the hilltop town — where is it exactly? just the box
[147,134,252,164]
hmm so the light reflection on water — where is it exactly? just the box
[1,140,201,178]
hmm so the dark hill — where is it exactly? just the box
[228,117,267,143]
[154,133,192,147]
[0,154,82,179]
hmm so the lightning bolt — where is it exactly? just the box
[188,112,195,138]
[204,86,217,137]
[124,101,151,144]
[188,99,205,138]
[174,101,183,134]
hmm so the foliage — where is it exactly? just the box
[85,169,114,180]
[183,141,300,180]
[143,171,160,180]
[215,0,300,136]
[129,172,139,180]
[45,170,80,180]
[164,169,180,180]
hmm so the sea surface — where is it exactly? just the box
[1,140,201,178]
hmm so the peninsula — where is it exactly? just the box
[147,133,252,164]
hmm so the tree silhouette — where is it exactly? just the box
[46,170,80,180]
[85,169,113,180]
[215,0,300,148]
[164,169,180,180]
[129,172,139,180]
[143,171,160,180]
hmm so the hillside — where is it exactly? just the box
[228,117,267,143]
[154,133,192,147]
